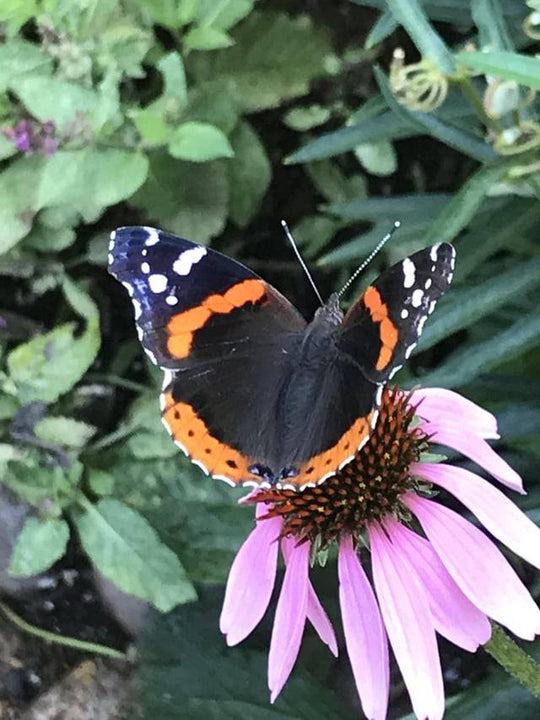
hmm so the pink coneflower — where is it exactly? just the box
[220,386,540,720]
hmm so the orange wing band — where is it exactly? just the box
[167,279,267,360]
[363,286,398,371]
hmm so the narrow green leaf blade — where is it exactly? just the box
[456,51,540,90]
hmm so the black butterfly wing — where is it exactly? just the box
[337,242,455,383]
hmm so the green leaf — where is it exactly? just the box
[324,193,451,221]
[0,133,17,161]
[196,0,255,31]
[9,517,70,577]
[456,51,540,90]
[1,461,79,508]
[186,10,334,111]
[23,223,76,253]
[184,26,234,50]
[283,105,332,131]
[365,11,398,48]
[354,140,397,176]
[35,416,96,449]
[227,121,271,228]
[419,307,540,388]
[182,83,241,135]
[131,152,229,242]
[418,258,540,352]
[7,280,100,404]
[12,77,98,127]
[0,155,46,251]
[38,149,149,219]
[385,0,455,72]
[74,498,197,612]
[421,159,516,247]
[472,0,515,51]
[0,0,38,36]
[99,21,153,79]
[158,51,187,105]
[306,161,368,204]
[168,121,234,162]
[0,39,52,91]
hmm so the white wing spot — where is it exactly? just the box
[389,364,403,379]
[108,253,113,265]
[173,246,207,276]
[144,227,160,246]
[166,295,179,306]
[401,308,409,319]
[142,248,148,257]
[430,245,439,262]
[192,459,209,476]
[405,344,415,359]
[161,370,174,390]
[428,300,437,314]
[122,281,134,297]
[424,278,432,290]
[148,274,168,293]
[144,348,157,364]
[141,261,150,274]
[411,288,423,307]
[417,315,427,334]
[402,258,416,289]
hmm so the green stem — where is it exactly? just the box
[0,600,129,661]
[457,75,503,135]
[484,622,540,698]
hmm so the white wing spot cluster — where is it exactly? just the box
[173,246,207,276]
[148,273,168,293]
[402,258,416,289]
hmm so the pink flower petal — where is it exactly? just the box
[369,523,445,720]
[404,494,540,640]
[268,539,310,702]
[412,388,499,439]
[220,515,282,646]
[414,463,540,569]
[419,424,523,493]
[383,518,491,651]
[338,535,389,720]
[281,537,338,657]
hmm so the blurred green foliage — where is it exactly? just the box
[0,0,539,717]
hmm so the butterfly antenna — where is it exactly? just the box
[281,220,324,307]
[337,221,401,299]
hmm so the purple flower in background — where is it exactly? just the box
[220,387,540,720]
[2,118,59,156]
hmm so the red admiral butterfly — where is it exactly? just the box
[108,226,455,491]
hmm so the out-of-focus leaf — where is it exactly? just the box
[132,591,356,720]
[228,121,271,228]
[456,51,540,90]
[418,258,540,352]
[74,498,197,612]
[324,193,451,221]
[196,0,254,31]
[354,140,397,176]
[9,517,70,577]
[365,11,398,48]
[2,461,82,508]
[0,134,17,161]
[283,105,332,131]
[38,149,149,220]
[158,51,187,105]
[131,152,229,242]
[0,155,45,251]
[421,159,516,246]
[419,307,540,388]
[35,416,96,449]
[99,21,153,79]
[472,0,514,51]
[182,82,240,134]
[7,279,100,404]
[23,223,76,253]
[0,39,52,90]
[307,161,368,204]
[12,77,98,127]
[184,25,234,50]
[0,0,38,36]
[168,122,234,162]
[385,0,455,72]
[187,11,334,111]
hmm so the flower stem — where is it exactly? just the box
[484,622,540,698]
[0,600,129,661]
[457,75,502,135]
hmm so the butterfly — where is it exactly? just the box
[108,226,454,491]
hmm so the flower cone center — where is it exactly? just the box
[252,387,428,546]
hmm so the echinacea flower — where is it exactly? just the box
[220,386,540,720]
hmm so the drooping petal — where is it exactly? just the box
[281,537,338,657]
[414,463,540,569]
[338,535,389,720]
[369,523,445,720]
[412,387,499,439]
[220,514,282,646]
[268,539,310,703]
[418,423,523,493]
[404,494,540,640]
[383,517,491,651]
